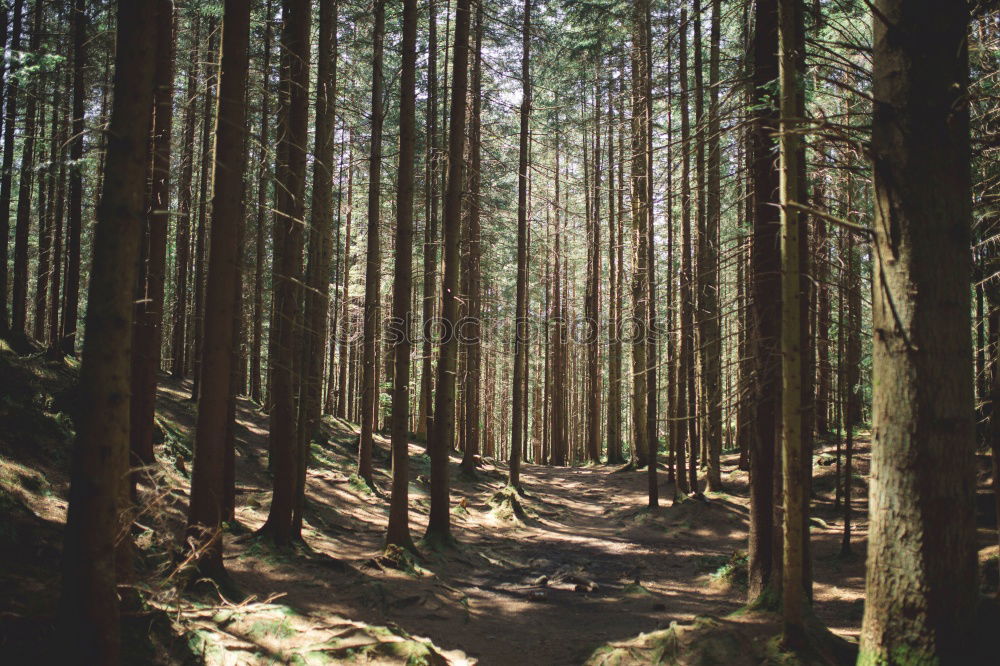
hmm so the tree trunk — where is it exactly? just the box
[778,0,805,643]
[11,2,42,339]
[861,0,977,660]
[460,0,484,476]
[0,0,22,334]
[130,0,175,483]
[57,2,156,659]
[293,0,337,536]
[509,0,531,490]
[260,0,310,545]
[191,20,219,400]
[386,0,418,551]
[427,0,471,546]
[170,17,200,378]
[250,2,273,403]
[702,0,723,492]
[418,0,440,441]
[358,0,386,484]
[187,0,250,577]
[61,0,85,354]
[748,0,780,607]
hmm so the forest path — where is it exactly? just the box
[157,376,870,666]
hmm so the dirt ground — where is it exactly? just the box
[2,354,995,665]
[160,377,872,665]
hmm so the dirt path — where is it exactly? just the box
[165,378,870,666]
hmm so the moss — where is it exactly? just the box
[709,550,749,590]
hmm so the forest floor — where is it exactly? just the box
[1,346,997,665]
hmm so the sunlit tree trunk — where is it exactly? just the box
[861,0,977,660]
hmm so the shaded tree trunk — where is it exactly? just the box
[129,0,176,482]
[386,0,418,551]
[509,0,531,490]
[358,0,386,484]
[260,0,310,545]
[186,0,250,578]
[57,2,157,659]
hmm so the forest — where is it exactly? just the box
[0,0,998,663]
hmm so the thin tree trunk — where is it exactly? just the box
[186,0,250,578]
[748,0,781,607]
[509,0,531,490]
[386,0,418,550]
[460,0,483,475]
[357,0,386,484]
[11,2,42,338]
[61,0,84,354]
[170,17,200,378]
[293,0,337,536]
[250,1,273,403]
[427,0,471,546]
[778,0,805,643]
[129,0,176,481]
[418,0,440,441]
[260,0,310,545]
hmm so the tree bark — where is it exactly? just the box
[386,0,418,551]
[427,0,472,546]
[260,0,310,545]
[129,0,175,482]
[861,0,977,660]
[58,2,156,659]
[748,0,781,607]
[187,0,250,577]
[509,0,531,490]
[358,0,386,484]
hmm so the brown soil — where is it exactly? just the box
[1,352,996,665]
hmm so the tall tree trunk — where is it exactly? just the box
[418,0,440,440]
[460,0,483,475]
[61,0,85,354]
[386,0,418,551]
[337,138,354,419]
[778,0,805,643]
[606,70,623,466]
[47,93,68,352]
[748,0,781,607]
[191,20,219,399]
[129,0,175,481]
[0,0,22,334]
[861,1,977,659]
[702,0,723,492]
[11,2,42,339]
[586,78,602,466]
[677,7,693,495]
[294,0,338,535]
[57,2,157,659]
[509,0,531,490]
[427,0,471,546]
[250,1,273,403]
[630,2,649,471]
[186,0,250,577]
[170,17,200,378]
[639,0,657,507]
[358,0,386,484]
[260,0,310,545]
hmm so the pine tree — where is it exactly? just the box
[57,2,157,659]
